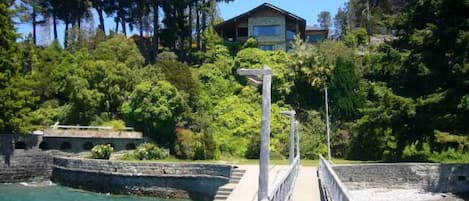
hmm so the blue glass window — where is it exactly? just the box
[287,30,296,40]
[307,34,326,43]
[259,45,274,51]
[253,25,281,36]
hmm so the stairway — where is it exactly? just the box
[213,168,246,201]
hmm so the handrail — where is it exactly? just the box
[268,155,300,201]
[318,155,352,201]
[49,125,135,131]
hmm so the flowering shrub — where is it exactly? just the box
[91,144,114,159]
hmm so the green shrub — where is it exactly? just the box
[101,119,126,131]
[91,144,114,159]
[174,128,196,159]
[133,143,169,160]
[193,132,219,160]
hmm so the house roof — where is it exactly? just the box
[215,3,306,29]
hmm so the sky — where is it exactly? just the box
[15,0,348,45]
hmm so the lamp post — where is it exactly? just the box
[325,85,331,160]
[294,120,300,158]
[237,66,272,201]
[281,110,296,164]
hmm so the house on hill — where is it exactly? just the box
[214,3,328,51]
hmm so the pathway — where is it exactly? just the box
[225,165,321,201]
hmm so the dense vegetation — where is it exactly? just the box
[1,0,468,162]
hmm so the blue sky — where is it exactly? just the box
[219,0,348,26]
[16,0,347,44]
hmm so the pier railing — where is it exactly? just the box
[268,155,300,201]
[318,155,352,201]
[50,125,134,131]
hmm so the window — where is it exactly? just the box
[253,25,281,36]
[307,34,326,43]
[287,29,296,40]
[259,45,274,51]
[237,27,248,37]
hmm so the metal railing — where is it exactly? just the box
[318,155,352,201]
[268,155,300,201]
[49,125,134,131]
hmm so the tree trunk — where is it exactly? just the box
[139,17,144,36]
[32,6,36,45]
[188,0,192,50]
[201,0,207,51]
[121,17,126,36]
[53,12,58,40]
[96,6,105,34]
[196,0,200,50]
[115,17,119,33]
[152,0,159,63]
[139,0,144,37]
[64,22,69,48]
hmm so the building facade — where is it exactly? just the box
[215,3,307,51]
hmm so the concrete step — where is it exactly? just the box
[214,195,229,200]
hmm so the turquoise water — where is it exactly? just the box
[0,183,191,201]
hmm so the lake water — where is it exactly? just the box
[0,182,192,201]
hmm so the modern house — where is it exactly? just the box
[215,3,307,51]
[215,3,328,51]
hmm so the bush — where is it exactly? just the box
[132,143,169,160]
[174,128,196,159]
[91,144,114,159]
[101,119,126,131]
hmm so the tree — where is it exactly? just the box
[0,2,38,133]
[122,81,188,147]
[334,5,348,38]
[16,0,45,45]
[353,0,469,161]
[317,11,332,30]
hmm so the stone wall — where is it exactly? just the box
[52,157,232,200]
[333,163,469,193]
[0,150,52,183]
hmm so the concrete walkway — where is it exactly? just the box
[291,167,321,201]
[226,165,320,201]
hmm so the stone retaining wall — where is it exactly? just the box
[0,150,52,183]
[333,163,469,193]
[52,157,232,200]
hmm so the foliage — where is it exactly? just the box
[91,144,114,160]
[153,59,198,96]
[330,57,364,120]
[343,28,369,48]
[100,119,126,131]
[124,143,169,160]
[174,128,196,159]
[299,110,327,159]
[317,11,332,30]
[242,37,258,49]
[235,48,296,101]
[0,3,38,133]
[122,81,187,146]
